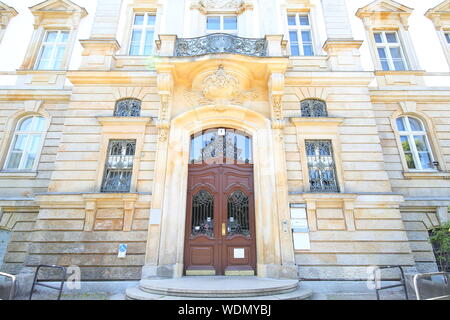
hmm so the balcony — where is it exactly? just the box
[174,33,267,57]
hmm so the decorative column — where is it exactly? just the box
[142,63,174,278]
[268,65,297,279]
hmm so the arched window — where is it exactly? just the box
[396,116,435,170]
[4,116,46,170]
[114,98,141,117]
[190,128,252,164]
[301,99,328,117]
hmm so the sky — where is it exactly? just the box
[0,0,447,77]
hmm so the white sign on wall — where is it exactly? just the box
[234,248,245,259]
[118,244,128,258]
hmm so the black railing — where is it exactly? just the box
[174,33,267,57]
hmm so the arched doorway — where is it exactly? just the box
[184,128,256,276]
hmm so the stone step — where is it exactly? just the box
[126,286,313,300]
[126,276,312,300]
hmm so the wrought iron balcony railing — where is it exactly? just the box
[174,33,267,57]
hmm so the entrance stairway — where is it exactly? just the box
[126,276,313,300]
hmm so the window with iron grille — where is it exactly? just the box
[305,140,339,192]
[114,99,141,117]
[301,99,328,117]
[101,140,136,193]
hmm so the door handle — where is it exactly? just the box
[222,223,226,236]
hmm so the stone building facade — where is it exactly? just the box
[0,0,449,283]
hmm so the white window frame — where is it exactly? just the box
[206,14,238,35]
[373,31,408,71]
[3,116,47,171]
[396,116,436,171]
[444,32,450,45]
[287,12,314,57]
[128,12,156,56]
[35,30,69,70]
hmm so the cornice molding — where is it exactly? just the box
[355,0,413,29]
[0,1,17,29]
[425,0,450,30]
[29,0,88,29]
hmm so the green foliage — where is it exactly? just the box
[429,221,450,272]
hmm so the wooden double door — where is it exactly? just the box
[184,164,256,275]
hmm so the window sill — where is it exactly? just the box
[290,117,344,127]
[403,171,450,180]
[289,55,327,59]
[374,70,425,76]
[0,171,38,179]
[96,116,153,127]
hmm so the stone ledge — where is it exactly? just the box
[403,171,450,180]
[0,171,38,179]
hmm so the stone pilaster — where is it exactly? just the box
[320,0,363,71]
[89,0,124,39]
[321,0,353,39]
[437,206,449,224]
[142,64,174,278]
[79,0,124,70]
[268,67,297,279]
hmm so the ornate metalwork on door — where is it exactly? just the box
[114,98,141,117]
[191,190,214,237]
[305,140,339,192]
[301,99,328,117]
[227,190,250,237]
[185,164,256,275]
[175,33,267,57]
[190,128,252,164]
[101,140,136,192]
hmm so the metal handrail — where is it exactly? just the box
[413,272,449,300]
[29,265,67,300]
[373,265,409,300]
[174,33,267,57]
[0,272,16,300]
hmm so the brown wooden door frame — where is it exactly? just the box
[184,164,256,275]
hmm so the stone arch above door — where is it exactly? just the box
[153,104,297,279]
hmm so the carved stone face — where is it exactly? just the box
[202,65,240,101]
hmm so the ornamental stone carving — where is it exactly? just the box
[200,0,242,9]
[202,65,240,101]
[184,65,256,107]
[192,0,252,14]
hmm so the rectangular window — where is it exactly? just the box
[35,30,69,70]
[129,12,156,56]
[206,15,237,35]
[305,140,339,192]
[373,31,408,71]
[287,13,314,56]
[101,140,136,192]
